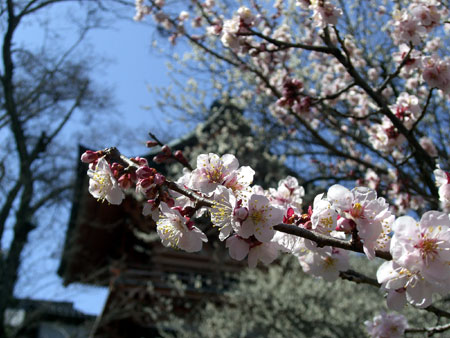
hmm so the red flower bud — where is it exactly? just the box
[146,141,159,148]
[153,154,169,164]
[81,150,99,163]
[134,157,149,166]
[154,173,166,185]
[161,145,172,156]
[118,174,132,189]
[136,166,157,179]
[174,150,189,166]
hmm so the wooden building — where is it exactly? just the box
[58,104,293,337]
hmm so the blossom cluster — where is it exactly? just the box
[83,149,450,313]
[123,0,450,333]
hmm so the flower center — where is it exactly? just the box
[350,203,364,219]
[204,165,225,183]
[323,256,335,269]
[93,172,112,200]
[414,237,439,264]
[251,210,265,224]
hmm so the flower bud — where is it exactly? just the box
[154,173,166,185]
[174,150,189,166]
[138,177,155,190]
[111,163,123,172]
[118,174,132,189]
[146,141,159,148]
[161,145,172,156]
[133,157,149,166]
[336,217,356,233]
[136,166,157,179]
[153,154,169,164]
[234,206,249,222]
[81,150,98,163]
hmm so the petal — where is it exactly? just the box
[226,236,249,261]
[327,184,352,210]
[406,278,434,308]
[254,226,275,243]
[420,211,450,229]
[221,154,239,173]
[106,186,125,205]
[386,289,407,311]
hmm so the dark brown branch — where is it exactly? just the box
[339,269,380,287]
[274,223,392,260]
[377,44,413,94]
[312,82,356,104]
[247,28,339,54]
[409,88,434,134]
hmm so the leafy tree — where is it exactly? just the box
[157,256,448,338]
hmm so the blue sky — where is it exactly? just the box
[9,2,188,315]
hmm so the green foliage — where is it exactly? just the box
[157,255,449,337]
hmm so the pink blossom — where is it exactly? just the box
[422,55,450,93]
[377,260,445,308]
[390,211,450,285]
[237,194,284,242]
[225,235,281,268]
[309,0,343,28]
[81,150,99,163]
[364,312,408,338]
[210,186,239,241]
[310,193,337,234]
[157,203,207,252]
[190,153,254,194]
[392,10,426,45]
[87,158,124,205]
[268,176,305,210]
[410,3,440,31]
[142,200,160,221]
[327,185,391,259]
[419,137,438,157]
[297,246,349,282]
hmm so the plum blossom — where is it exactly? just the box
[210,185,243,241]
[393,44,422,74]
[422,55,450,93]
[434,165,450,211]
[298,0,342,28]
[268,176,305,210]
[410,2,440,31]
[390,211,450,285]
[390,92,421,129]
[419,136,438,157]
[220,7,255,50]
[189,153,254,194]
[368,117,406,153]
[272,229,305,254]
[142,199,160,221]
[157,203,207,252]
[392,10,426,45]
[237,194,284,242]
[327,185,391,259]
[364,312,408,338]
[225,235,281,268]
[377,260,445,308]
[310,193,337,235]
[133,0,151,21]
[297,246,349,282]
[88,157,125,205]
